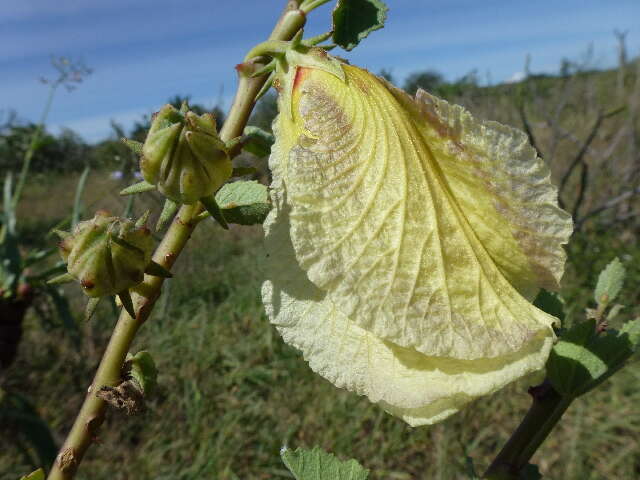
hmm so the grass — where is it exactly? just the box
[1,172,639,480]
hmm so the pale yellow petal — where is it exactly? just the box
[272,64,568,360]
[262,194,553,426]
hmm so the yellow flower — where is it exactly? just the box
[262,50,572,426]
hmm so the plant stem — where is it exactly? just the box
[46,3,306,479]
[300,0,333,14]
[484,381,572,479]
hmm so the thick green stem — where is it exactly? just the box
[484,382,572,479]
[47,3,306,479]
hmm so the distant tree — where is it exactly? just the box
[0,123,89,173]
[559,58,576,78]
[403,70,445,95]
[378,68,395,85]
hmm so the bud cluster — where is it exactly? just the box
[58,211,153,298]
[141,105,232,204]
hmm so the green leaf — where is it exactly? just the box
[215,181,271,225]
[243,126,275,158]
[200,195,229,230]
[594,257,625,306]
[126,351,158,396]
[533,289,565,321]
[120,180,156,196]
[145,260,172,278]
[20,469,45,480]
[546,318,640,397]
[121,137,144,154]
[281,446,369,480]
[156,198,179,231]
[332,0,388,51]
[118,289,136,318]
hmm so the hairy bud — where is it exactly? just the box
[58,211,153,297]
[141,104,232,204]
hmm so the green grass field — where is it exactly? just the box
[2,167,640,479]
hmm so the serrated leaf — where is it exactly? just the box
[594,257,625,305]
[534,289,565,321]
[20,469,45,480]
[281,446,368,480]
[332,0,388,51]
[243,126,275,158]
[215,180,270,225]
[547,318,640,397]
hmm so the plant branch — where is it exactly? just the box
[484,381,572,479]
[46,3,306,479]
[517,100,543,160]
[575,185,640,229]
[571,159,589,220]
[558,106,625,210]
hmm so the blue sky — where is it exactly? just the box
[1,0,639,143]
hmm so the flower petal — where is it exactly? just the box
[270,64,570,360]
[262,195,553,426]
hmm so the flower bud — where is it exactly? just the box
[141,105,232,204]
[58,211,153,297]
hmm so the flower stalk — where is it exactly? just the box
[484,381,572,479]
[46,2,306,479]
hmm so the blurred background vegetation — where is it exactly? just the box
[1,44,639,479]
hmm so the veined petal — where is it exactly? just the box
[262,194,553,426]
[269,63,571,360]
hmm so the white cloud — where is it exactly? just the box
[505,71,526,84]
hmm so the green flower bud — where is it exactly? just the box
[141,104,232,204]
[58,211,153,297]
